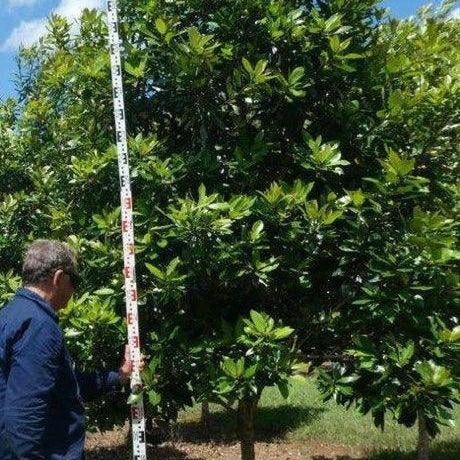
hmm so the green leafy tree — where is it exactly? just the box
[140,311,307,460]
[315,4,460,459]
[0,1,458,458]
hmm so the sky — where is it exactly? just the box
[0,0,458,100]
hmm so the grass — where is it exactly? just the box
[177,378,460,459]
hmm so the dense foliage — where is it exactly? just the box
[138,309,306,458]
[0,0,458,453]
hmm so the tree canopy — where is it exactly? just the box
[0,0,458,447]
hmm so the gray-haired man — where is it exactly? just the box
[0,240,134,460]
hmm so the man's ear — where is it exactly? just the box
[53,269,65,287]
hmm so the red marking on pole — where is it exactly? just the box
[122,220,129,232]
[132,335,140,348]
[124,266,132,278]
[127,313,134,325]
[130,289,137,301]
[131,406,140,419]
[124,196,132,209]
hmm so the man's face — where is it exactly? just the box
[52,269,77,309]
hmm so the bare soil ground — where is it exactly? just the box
[85,425,366,460]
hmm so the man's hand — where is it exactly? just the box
[118,345,145,386]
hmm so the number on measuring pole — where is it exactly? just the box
[105,1,147,459]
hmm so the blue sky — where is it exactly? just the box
[0,0,458,100]
[0,0,103,99]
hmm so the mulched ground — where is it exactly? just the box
[85,425,366,459]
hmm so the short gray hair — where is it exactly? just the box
[22,240,77,286]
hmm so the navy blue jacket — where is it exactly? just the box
[0,288,121,459]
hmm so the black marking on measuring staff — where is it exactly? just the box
[105,1,147,459]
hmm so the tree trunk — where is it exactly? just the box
[237,398,258,460]
[201,401,210,437]
[417,410,430,460]
[201,401,210,423]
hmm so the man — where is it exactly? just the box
[0,240,135,459]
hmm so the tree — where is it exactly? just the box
[316,4,460,458]
[139,310,307,460]
[0,1,458,458]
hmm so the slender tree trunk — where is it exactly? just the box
[201,401,210,423]
[417,410,430,460]
[145,417,154,433]
[237,398,258,460]
[201,401,210,437]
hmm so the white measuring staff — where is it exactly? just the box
[106,1,147,458]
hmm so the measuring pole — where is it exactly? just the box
[106,1,147,459]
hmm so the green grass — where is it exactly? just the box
[177,378,460,459]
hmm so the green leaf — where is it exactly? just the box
[329,36,341,53]
[347,189,365,207]
[244,364,258,379]
[250,220,264,241]
[433,366,452,386]
[148,390,162,406]
[155,18,167,35]
[236,358,245,377]
[273,326,294,340]
[141,366,153,384]
[385,150,415,176]
[166,257,181,275]
[339,375,360,384]
[198,183,206,200]
[148,356,160,374]
[451,326,460,342]
[242,58,253,75]
[324,13,342,33]
[399,341,415,366]
[94,288,114,296]
[290,88,306,97]
[125,58,146,78]
[415,361,434,383]
[288,67,305,84]
[127,393,142,405]
[352,299,373,305]
[254,59,268,76]
[322,210,343,225]
[222,358,238,378]
[388,90,403,111]
[145,263,165,280]
[338,385,354,396]
[386,54,410,73]
[342,53,364,60]
[250,310,267,332]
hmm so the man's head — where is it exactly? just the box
[22,240,80,310]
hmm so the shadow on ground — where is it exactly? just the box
[256,404,326,440]
[87,407,460,460]
[86,443,205,460]
[165,404,325,444]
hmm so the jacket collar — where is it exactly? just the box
[15,287,59,323]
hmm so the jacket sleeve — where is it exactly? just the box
[4,320,62,460]
[75,370,121,402]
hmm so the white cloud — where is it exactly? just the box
[1,0,104,52]
[449,7,460,19]
[8,0,39,7]
[55,0,104,19]
[0,18,48,51]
